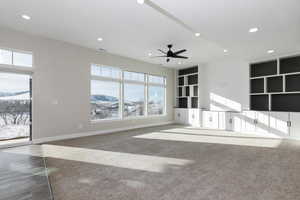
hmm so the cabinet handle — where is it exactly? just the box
[209,117,213,122]
[287,121,292,127]
[178,113,180,117]
[229,118,233,124]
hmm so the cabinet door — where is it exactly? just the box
[231,113,244,132]
[241,111,256,133]
[218,112,226,130]
[174,109,181,123]
[255,111,270,134]
[289,112,300,138]
[202,111,219,129]
[225,112,233,131]
[175,109,188,124]
[269,112,290,137]
[189,109,200,127]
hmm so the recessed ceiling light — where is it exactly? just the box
[97,37,103,41]
[223,49,228,53]
[21,15,31,20]
[178,62,182,65]
[195,33,201,37]
[267,49,275,54]
[137,0,144,4]
[148,53,152,56]
[249,27,258,33]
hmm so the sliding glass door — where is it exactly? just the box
[0,72,31,145]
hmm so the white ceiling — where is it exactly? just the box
[0,0,300,68]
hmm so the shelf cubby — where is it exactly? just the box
[267,76,283,93]
[178,87,183,97]
[251,78,264,93]
[250,94,269,111]
[191,97,198,108]
[250,60,277,78]
[178,66,198,76]
[286,74,300,92]
[178,77,184,86]
[193,86,198,97]
[178,97,188,108]
[185,86,190,97]
[280,55,300,74]
[188,74,198,85]
[271,93,300,112]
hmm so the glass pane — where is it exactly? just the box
[124,71,145,82]
[13,52,33,67]
[91,65,121,79]
[90,80,120,120]
[148,86,165,115]
[0,72,31,142]
[148,75,165,84]
[124,83,145,117]
[0,49,12,65]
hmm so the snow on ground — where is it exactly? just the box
[0,125,29,140]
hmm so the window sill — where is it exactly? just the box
[90,114,167,124]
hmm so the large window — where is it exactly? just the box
[0,48,33,67]
[90,65,166,121]
[124,71,145,117]
[148,75,166,115]
[90,65,121,120]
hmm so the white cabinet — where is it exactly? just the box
[202,111,219,129]
[231,112,244,132]
[188,109,201,127]
[218,112,226,130]
[174,109,188,124]
[241,111,256,134]
[255,111,270,134]
[269,112,290,137]
[175,108,201,126]
[289,112,300,138]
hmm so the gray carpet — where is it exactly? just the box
[41,125,300,200]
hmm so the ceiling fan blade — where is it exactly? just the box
[174,49,187,55]
[158,49,167,54]
[172,55,188,59]
[151,56,168,58]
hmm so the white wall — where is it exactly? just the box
[0,27,175,140]
[199,59,249,111]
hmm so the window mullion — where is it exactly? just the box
[145,75,148,116]
[120,72,124,119]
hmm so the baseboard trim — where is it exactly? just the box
[33,121,174,144]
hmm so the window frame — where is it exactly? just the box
[90,64,167,123]
[147,74,167,116]
[123,71,147,119]
[0,47,34,71]
[90,64,122,121]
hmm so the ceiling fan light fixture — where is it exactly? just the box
[195,33,201,37]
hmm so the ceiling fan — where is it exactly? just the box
[153,44,188,62]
